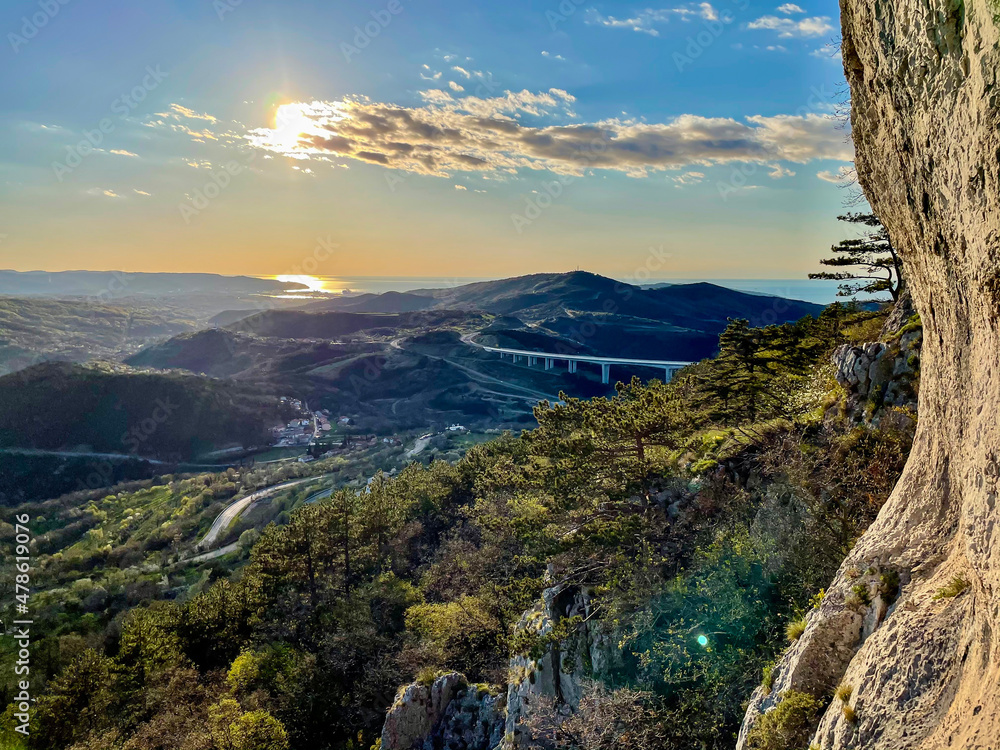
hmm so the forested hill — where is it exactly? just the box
[311,271,824,329]
[0,362,289,461]
[12,302,922,750]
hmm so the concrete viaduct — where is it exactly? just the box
[480,345,693,384]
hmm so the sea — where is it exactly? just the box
[264,276,876,307]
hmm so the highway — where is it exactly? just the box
[196,475,330,550]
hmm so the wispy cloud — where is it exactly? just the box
[817,166,853,183]
[244,88,852,178]
[747,14,834,37]
[159,103,218,123]
[110,149,139,157]
[810,45,842,62]
[585,4,719,35]
[541,50,567,61]
[776,3,805,14]
[671,171,706,186]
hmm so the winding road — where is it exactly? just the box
[196,475,330,550]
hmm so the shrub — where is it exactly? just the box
[933,576,970,600]
[762,664,776,695]
[835,683,852,703]
[785,616,807,642]
[744,690,824,750]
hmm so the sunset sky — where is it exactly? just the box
[1,0,853,280]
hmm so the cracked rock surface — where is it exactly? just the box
[739,0,1000,746]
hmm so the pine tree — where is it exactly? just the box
[810,213,904,301]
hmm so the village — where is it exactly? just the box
[271,397,471,464]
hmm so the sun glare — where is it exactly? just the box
[275,274,328,293]
[270,103,319,152]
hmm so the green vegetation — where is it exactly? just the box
[0,362,290,461]
[7,305,916,750]
[761,663,776,695]
[743,691,825,750]
[835,683,853,703]
[933,576,970,600]
[0,296,195,376]
[809,213,904,301]
[785,616,807,642]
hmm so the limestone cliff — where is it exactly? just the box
[739,0,1000,746]
[378,584,614,750]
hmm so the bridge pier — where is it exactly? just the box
[544,358,553,370]
[601,364,611,384]
[529,356,538,366]
[568,360,577,374]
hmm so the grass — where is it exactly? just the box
[835,683,853,703]
[932,576,970,600]
[762,664,776,695]
[785,616,807,642]
[842,704,857,723]
[743,691,824,750]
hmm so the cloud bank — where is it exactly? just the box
[245,88,853,178]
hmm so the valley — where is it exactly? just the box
[0,271,823,505]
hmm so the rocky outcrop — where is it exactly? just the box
[739,0,1000,745]
[831,323,921,421]
[379,672,505,750]
[378,583,617,750]
[504,584,619,749]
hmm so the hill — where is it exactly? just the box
[224,309,486,339]
[0,270,305,298]
[0,362,290,460]
[405,271,823,329]
[0,296,196,375]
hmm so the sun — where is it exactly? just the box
[270,103,319,152]
[276,274,327,293]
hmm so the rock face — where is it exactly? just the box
[831,323,921,421]
[379,672,505,750]
[503,584,618,748]
[740,0,1000,746]
[379,584,615,750]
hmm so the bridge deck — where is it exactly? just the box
[481,345,692,368]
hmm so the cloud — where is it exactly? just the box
[244,89,853,179]
[810,45,842,61]
[452,66,472,78]
[449,81,465,92]
[160,104,218,123]
[767,163,796,178]
[672,171,706,185]
[87,188,121,198]
[766,45,787,51]
[185,160,213,168]
[454,184,467,190]
[747,15,834,37]
[541,50,567,61]
[110,149,139,157]
[586,8,669,35]
[817,166,853,183]
[133,189,152,196]
[776,3,805,13]
[585,4,719,34]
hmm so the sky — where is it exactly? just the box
[0,0,856,280]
